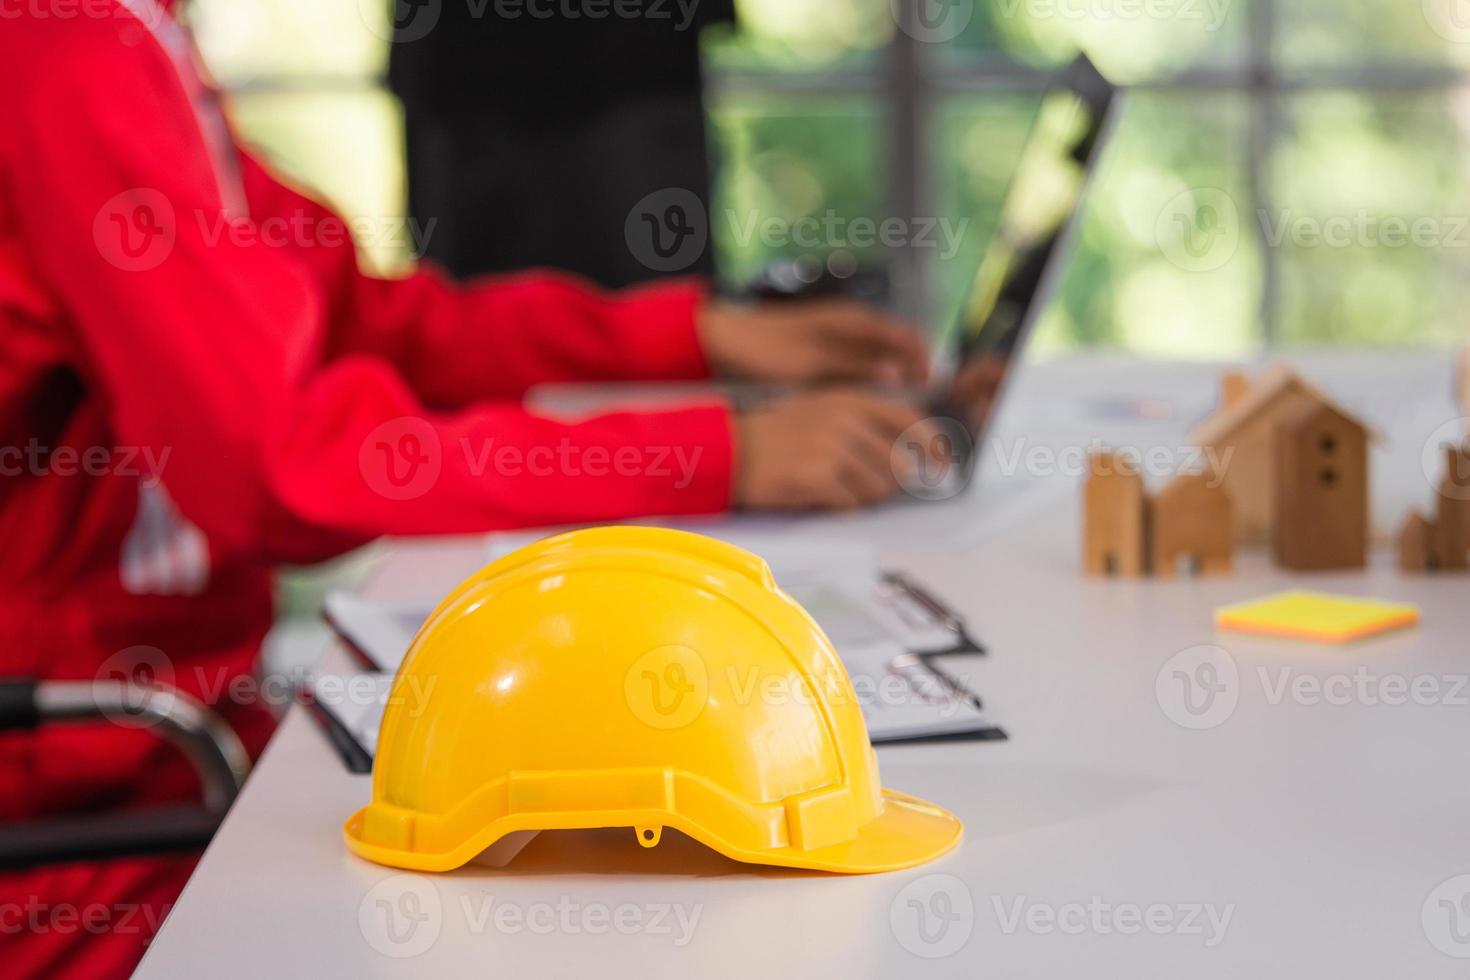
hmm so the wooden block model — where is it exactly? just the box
[1457,344,1470,420]
[1396,443,1470,574]
[1083,452,1233,578]
[1435,444,1469,571]
[1083,451,1148,577]
[1273,400,1370,571]
[1192,363,1365,545]
[1397,511,1437,573]
[1220,370,1252,411]
[1153,473,1234,577]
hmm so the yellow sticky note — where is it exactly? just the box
[1215,590,1420,644]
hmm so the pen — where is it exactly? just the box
[883,571,965,634]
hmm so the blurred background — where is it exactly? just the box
[188,0,1470,360]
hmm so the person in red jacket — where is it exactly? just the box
[0,2,935,976]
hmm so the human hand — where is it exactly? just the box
[699,299,929,387]
[733,389,946,511]
[947,353,1008,433]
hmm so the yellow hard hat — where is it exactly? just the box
[343,526,962,874]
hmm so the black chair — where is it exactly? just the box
[0,678,250,870]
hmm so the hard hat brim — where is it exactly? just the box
[726,788,963,874]
[344,789,961,875]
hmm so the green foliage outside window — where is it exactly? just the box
[190,0,1470,355]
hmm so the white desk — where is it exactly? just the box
[138,355,1470,977]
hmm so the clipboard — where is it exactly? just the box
[308,562,1002,772]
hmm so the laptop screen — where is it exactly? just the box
[935,55,1116,440]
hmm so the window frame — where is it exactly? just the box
[712,0,1470,342]
[216,0,1470,345]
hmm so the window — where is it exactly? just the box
[190,0,402,273]
[189,0,1470,353]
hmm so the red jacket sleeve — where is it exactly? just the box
[7,23,733,565]
[237,152,715,408]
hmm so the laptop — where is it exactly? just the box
[533,54,1119,503]
[917,52,1119,493]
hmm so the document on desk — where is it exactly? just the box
[312,534,1000,767]
[838,640,1002,742]
[325,539,978,675]
[485,531,981,656]
[306,637,999,768]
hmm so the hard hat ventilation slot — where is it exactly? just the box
[636,826,662,848]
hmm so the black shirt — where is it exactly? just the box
[388,0,736,120]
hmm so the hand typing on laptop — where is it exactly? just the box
[734,390,946,511]
[699,298,929,386]
[698,298,940,510]
[946,353,1009,433]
